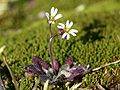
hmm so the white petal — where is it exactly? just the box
[54,14,62,20]
[58,23,65,27]
[66,20,70,28]
[69,21,73,28]
[69,29,78,36]
[62,32,67,38]
[51,7,58,17]
[71,29,78,33]
[62,32,70,40]
[57,23,65,29]
[66,21,73,29]
[49,20,55,24]
[53,8,58,17]
[57,25,64,29]
[66,34,70,40]
[51,7,55,16]
[45,12,49,20]
[48,20,52,24]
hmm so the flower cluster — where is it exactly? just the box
[45,7,78,40]
[25,56,91,85]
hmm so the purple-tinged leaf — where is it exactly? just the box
[25,56,90,85]
[67,66,86,81]
[34,64,45,75]
[51,59,60,73]
[25,64,45,76]
[69,66,85,75]
[65,56,73,67]
[25,65,38,75]
[40,61,49,70]
[39,74,49,82]
[32,56,49,70]
[32,56,42,69]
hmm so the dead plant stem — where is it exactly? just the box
[2,55,18,90]
[92,59,120,72]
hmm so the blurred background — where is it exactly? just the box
[0,0,120,31]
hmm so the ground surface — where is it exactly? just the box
[0,0,120,89]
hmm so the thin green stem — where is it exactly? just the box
[2,55,18,90]
[49,23,58,61]
[49,24,53,37]
[49,34,58,61]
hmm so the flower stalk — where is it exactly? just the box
[49,34,58,61]
[49,23,53,37]
[46,7,63,61]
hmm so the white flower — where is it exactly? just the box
[57,20,78,40]
[45,7,63,24]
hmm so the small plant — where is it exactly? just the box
[25,7,82,88]
[24,7,120,89]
